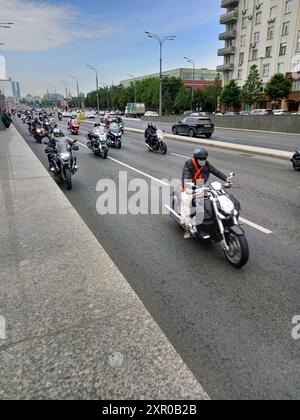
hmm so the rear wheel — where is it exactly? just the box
[223,233,249,268]
[189,129,195,138]
[293,162,300,171]
[65,168,72,191]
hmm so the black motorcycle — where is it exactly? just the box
[145,129,167,155]
[107,124,122,149]
[86,127,109,159]
[291,149,300,171]
[45,137,79,190]
[32,125,45,143]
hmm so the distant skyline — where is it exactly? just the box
[0,0,223,97]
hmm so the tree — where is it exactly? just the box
[241,65,263,109]
[265,74,292,108]
[173,86,191,113]
[220,80,241,110]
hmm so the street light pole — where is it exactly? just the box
[184,56,196,110]
[86,65,100,114]
[69,75,80,109]
[128,74,137,104]
[145,32,176,116]
[59,80,68,110]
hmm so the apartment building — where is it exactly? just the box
[218,0,300,110]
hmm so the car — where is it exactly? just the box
[172,116,214,138]
[250,109,273,116]
[144,111,159,117]
[273,109,289,116]
[224,112,240,116]
[239,111,251,116]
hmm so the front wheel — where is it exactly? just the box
[172,127,178,135]
[161,142,167,155]
[223,233,249,268]
[189,129,195,138]
[205,133,213,139]
[65,168,72,191]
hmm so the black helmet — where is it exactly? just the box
[194,148,208,160]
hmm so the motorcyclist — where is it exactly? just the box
[46,128,64,171]
[181,148,229,239]
[144,124,157,148]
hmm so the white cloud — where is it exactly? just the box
[0,0,119,52]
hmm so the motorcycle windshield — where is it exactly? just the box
[157,129,164,139]
[56,139,70,153]
[94,127,106,135]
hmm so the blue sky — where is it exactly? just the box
[0,0,223,97]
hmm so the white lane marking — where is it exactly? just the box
[77,141,168,186]
[170,153,273,235]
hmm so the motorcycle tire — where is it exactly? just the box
[65,168,72,191]
[102,151,108,159]
[223,233,249,269]
[118,142,122,149]
[161,143,167,155]
[293,163,300,171]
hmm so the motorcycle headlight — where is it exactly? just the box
[218,195,235,215]
[60,152,70,161]
[36,129,41,133]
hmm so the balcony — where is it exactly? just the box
[219,29,237,40]
[217,63,234,72]
[221,0,239,7]
[220,10,239,24]
[218,46,236,56]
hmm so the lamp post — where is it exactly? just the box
[86,65,100,114]
[128,73,137,104]
[50,84,58,108]
[145,31,176,116]
[184,56,196,110]
[69,75,81,109]
[59,80,68,110]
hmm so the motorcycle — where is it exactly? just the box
[165,174,249,268]
[107,124,123,149]
[45,137,79,191]
[33,126,45,143]
[146,129,168,155]
[68,120,80,135]
[291,149,300,171]
[58,112,63,122]
[86,127,109,159]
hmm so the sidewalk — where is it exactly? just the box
[0,125,209,400]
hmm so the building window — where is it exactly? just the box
[256,12,262,25]
[241,35,246,46]
[279,43,287,56]
[270,6,277,20]
[296,32,300,53]
[282,22,290,35]
[285,0,293,14]
[267,27,274,40]
[237,70,243,80]
[263,64,270,77]
[292,80,300,92]
[266,46,272,58]
[278,63,285,74]
[242,17,247,29]
[252,49,258,60]
[243,0,249,11]
[254,32,260,44]
[239,52,244,65]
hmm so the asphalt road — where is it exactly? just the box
[14,118,300,400]
[116,118,300,152]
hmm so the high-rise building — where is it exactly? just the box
[218,0,300,86]
[11,81,21,101]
